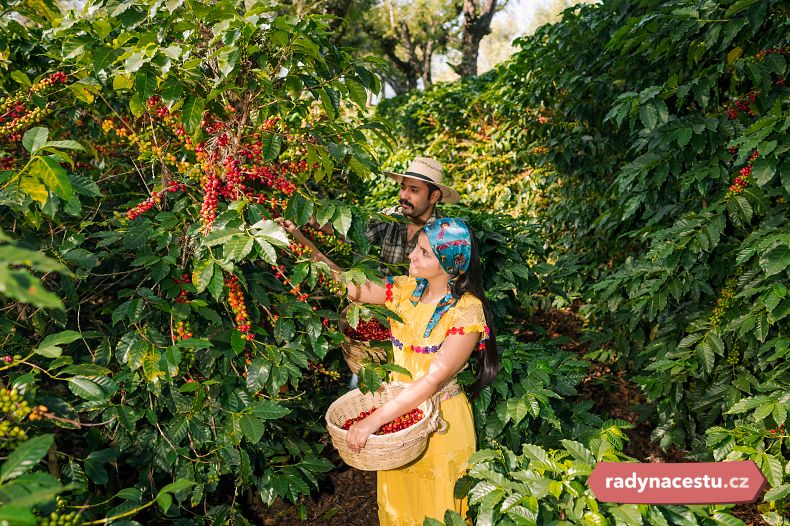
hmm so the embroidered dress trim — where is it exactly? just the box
[444,324,491,352]
[385,276,395,303]
[391,336,442,354]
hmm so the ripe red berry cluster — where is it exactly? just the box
[340,406,425,435]
[173,273,191,303]
[200,170,220,230]
[289,241,312,257]
[341,406,377,429]
[201,113,226,135]
[726,90,758,120]
[727,150,759,197]
[755,47,788,61]
[126,180,186,220]
[271,264,309,301]
[376,408,424,434]
[0,72,67,139]
[344,317,390,341]
[226,274,254,340]
[302,226,352,257]
[0,102,54,140]
[175,320,193,340]
[220,155,245,199]
[261,116,280,131]
[246,164,297,196]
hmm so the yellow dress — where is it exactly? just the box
[377,276,489,526]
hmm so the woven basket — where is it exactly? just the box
[338,309,388,374]
[325,382,447,471]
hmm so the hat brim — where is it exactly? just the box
[385,172,461,204]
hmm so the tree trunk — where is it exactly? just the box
[453,0,500,77]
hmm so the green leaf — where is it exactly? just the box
[0,435,54,483]
[11,70,31,88]
[728,194,753,224]
[223,235,254,262]
[159,478,196,495]
[250,399,290,419]
[0,506,37,526]
[724,0,761,17]
[160,76,184,105]
[780,161,790,194]
[18,175,48,205]
[246,358,271,392]
[764,483,790,502]
[332,206,352,238]
[345,79,367,108]
[560,439,595,465]
[192,260,215,293]
[217,47,239,78]
[751,157,777,187]
[35,330,82,357]
[358,365,381,394]
[124,51,144,74]
[696,338,715,373]
[68,377,108,401]
[30,157,73,201]
[134,68,157,101]
[42,140,84,152]
[182,96,205,133]
[284,194,314,227]
[639,102,658,130]
[240,415,264,443]
[115,487,143,502]
[761,245,790,277]
[62,248,99,269]
[262,133,282,162]
[22,127,48,154]
[84,449,117,485]
[250,219,289,246]
[93,47,119,73]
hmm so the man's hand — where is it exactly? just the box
[276,218,311,247]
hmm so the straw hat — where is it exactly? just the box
[385,156,461,204]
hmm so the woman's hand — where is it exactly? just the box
[346,417,379,453]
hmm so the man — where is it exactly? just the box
[366,156,461,274]
[351,156,460,388]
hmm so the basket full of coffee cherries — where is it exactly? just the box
[338,307,390,374]
[325,382,446,471]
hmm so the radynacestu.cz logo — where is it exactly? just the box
[588,461,766,504]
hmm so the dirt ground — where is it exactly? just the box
[262,307,769,526]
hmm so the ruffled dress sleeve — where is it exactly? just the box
[444,294,491,352]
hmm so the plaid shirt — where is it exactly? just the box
[366,205,444,274]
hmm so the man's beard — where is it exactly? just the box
[401,201,430,222]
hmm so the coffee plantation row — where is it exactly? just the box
[376,0,789,524]
[0,0,787,524]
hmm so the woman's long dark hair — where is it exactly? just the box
[448,228,499,399]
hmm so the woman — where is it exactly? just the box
[281,217,498,525]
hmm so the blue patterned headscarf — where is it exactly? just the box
[408,218,473,337]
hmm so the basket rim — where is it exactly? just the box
[325,384,435,440]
